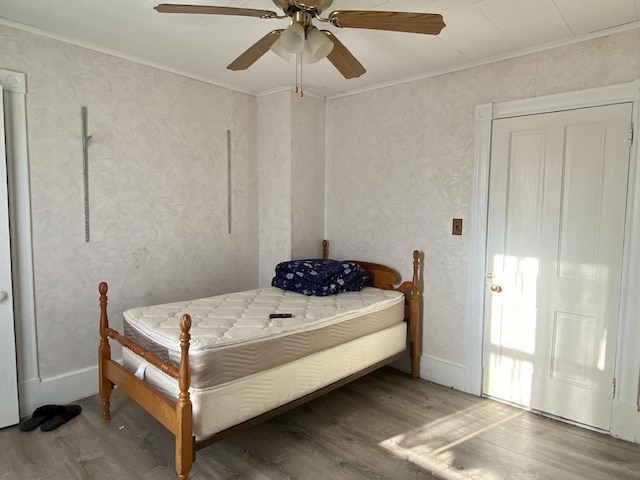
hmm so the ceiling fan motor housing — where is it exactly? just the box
[272,0,334,16]
[292,10,313,31]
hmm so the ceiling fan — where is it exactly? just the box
[154,1,446,80]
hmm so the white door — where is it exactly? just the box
[0,84,20,428]
[483,103,632,431]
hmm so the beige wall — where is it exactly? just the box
[291,93,325,261]
[258,91,326,287]
[0,25,259,386]
[325,28,640,368]
[258,91,293,286]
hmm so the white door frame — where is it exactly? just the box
[468,80,640,441]
[0,81,19,427]
[0,69,38,417]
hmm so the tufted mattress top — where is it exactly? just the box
[123,286,405,389]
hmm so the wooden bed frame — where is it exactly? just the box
[98,240,421,479]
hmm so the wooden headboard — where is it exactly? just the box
[320,239,421,379]
[321,239,419,298]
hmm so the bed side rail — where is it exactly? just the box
[107,327,180,379]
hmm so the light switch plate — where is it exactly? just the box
[452,218,463,235]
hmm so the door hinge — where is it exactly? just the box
[631,124,635,146]
[613,377,617,397]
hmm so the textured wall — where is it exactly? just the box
[258,91,326,287]
[291,94,325,260]
[326,28,640,367]
[258,91,292,287]
[0,25,259,379]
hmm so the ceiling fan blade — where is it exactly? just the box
[329,10,445,35]
[154,4,279,19]
[227,30,283,71]
[321,31,366,79]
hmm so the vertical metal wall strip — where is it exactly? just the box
[82,106,92,242]
[637,369,640,411]
[227,129,232,234]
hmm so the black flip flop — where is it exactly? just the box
[40,405,82,431]
[19,405,62,431]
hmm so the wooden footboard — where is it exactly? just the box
[98,241,421,480]
[98,282,194,479]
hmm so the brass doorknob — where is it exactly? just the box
[490,284,502,293]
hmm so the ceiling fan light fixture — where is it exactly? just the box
[306,27,333,60]
[270,36,293,62]
[300,41,317,64]
[278,21,305,53]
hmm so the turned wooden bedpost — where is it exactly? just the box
[176,314,194,480]
[98,282,114,422]
[409,250,421,380]
[322,239,328,259]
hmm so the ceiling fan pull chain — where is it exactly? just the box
[294,51,303,97]
[295,52,299,94]
[299,51,304,97]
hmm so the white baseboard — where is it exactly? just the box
[611,399,640,443]
[422,356,640,445]
[18,361,119,417]
[421,354,476,393]
[18,355,479,418]
[421,354,467,389]
[17,377,41,418]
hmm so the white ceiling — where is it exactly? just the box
[1,0,639,97]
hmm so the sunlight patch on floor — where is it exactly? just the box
[378,401,525,479]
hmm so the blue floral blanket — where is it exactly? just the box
[271,258,370,296]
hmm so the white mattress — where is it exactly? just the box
[123,322,407,440]
[123,286,405,388]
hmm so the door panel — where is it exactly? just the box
[558,123,605,281]
[483,103,632,431]
[0,85,20,428]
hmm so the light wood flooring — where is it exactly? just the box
[2,367,640,479]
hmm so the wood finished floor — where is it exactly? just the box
[2,367,640,479]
